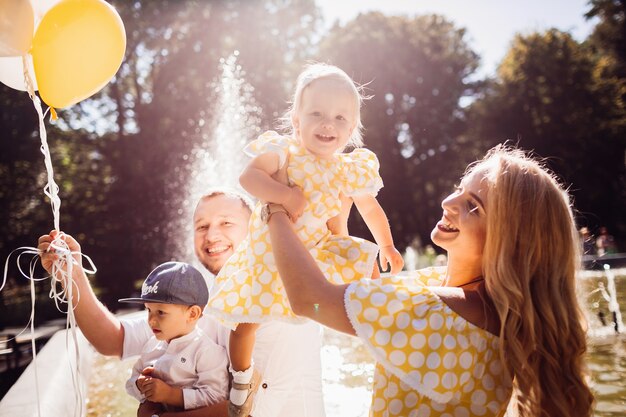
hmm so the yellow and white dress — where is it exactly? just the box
[207,131,381,326]
[345,267,513,416]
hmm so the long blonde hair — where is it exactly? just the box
[469,145,593,417]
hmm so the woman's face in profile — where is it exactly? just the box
[431,168,489,265]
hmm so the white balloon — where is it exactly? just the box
[0,54,37,91]
[0,0,35,57]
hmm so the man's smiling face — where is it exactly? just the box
[193,194,250,275]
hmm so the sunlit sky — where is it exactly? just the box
[316,0,597,78]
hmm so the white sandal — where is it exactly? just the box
[228,369,262,417]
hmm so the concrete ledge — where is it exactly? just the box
[0,329,94,417]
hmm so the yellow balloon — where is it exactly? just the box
[31,0,126,108]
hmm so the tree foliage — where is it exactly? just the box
[467,29,626,236]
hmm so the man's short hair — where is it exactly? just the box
[197,187,254,213]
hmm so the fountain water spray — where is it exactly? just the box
[602,263,624,334]
[403,246,418,271]
[172,51,261,264]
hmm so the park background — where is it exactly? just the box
[0,0,625,327]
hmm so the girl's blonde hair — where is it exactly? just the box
[280,63,366,148]
[468,145,593,417]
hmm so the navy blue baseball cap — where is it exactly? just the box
[118,262,209,307]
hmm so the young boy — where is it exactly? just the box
[119,261,229,415]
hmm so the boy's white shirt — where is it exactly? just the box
[125,326,229,409]
[122,314,326,417]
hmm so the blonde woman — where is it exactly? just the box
[266,145,594,416]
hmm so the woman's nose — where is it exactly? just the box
[441,193,459,213]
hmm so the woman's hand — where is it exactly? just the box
[272,158,306,223]
[283,186,306,222]
[379,245,404,275]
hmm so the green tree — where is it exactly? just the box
[586,0,626,80]
[318,12,480,249]
[468,29,626,239]
[0,83,115,324]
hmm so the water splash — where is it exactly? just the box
[403,246,418,271]
[172,52,261,263]
[401,239,443,272]
[587,264,625,343]
[190,51,261,193]
[602,264,624,334]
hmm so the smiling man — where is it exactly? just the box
[193,192,250,276]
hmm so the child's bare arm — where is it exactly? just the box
[240,153,306,221]
[352,194,404,274]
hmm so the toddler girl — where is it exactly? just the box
[207,63,404,417]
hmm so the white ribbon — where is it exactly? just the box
[0,55,98,417]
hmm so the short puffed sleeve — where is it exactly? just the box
[341,148,384,197]
[344,267,502,405]
[243,130,290,168]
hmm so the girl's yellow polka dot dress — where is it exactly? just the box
[345,267,513,417]
[207,131,381,327]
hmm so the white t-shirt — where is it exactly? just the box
[122,314,326,417]
[126,327,229,409]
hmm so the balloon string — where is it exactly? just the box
[1,243,97,417]
[15,54,92,416]
[23,54,62,232]
[22,54,34,97]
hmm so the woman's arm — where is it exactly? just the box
[352,194,404,274]
[268,210,356,335]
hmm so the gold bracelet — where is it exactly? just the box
[261,203,288,223]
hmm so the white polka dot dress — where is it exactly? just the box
[207,131,381,327]
[345,267,513,416]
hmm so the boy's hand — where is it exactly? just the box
[141,377,176,404]
[138,366,181,405]
[37,230,82,273]
[283,186,306,223]
[379,246,404,275]
[136,366,155,393]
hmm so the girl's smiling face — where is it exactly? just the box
[431,168,489,266]
[292,77,357,158]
